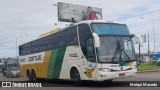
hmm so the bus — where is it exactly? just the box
[19,20,137,84]
[7,59,19,69]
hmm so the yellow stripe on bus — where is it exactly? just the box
[37,50,52,78]
[20,51,52,78]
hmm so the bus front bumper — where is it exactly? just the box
[97,69,137,81]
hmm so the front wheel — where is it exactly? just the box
[71,69,81,86]
[3,72,6,77]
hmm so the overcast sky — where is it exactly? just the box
[0,0,160,57]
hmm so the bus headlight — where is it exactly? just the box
[99,68,111,72]
[131,66,136,69]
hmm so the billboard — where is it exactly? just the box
[58,2,102,22]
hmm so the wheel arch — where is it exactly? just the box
[31,67,36,74]
[26,69,30,77]
[70,65,81,79]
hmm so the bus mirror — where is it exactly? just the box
[92,33,100,48]
[128,34,134,41]
[130,34,134,39]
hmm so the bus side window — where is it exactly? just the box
[66,26,78,46]
[78,24,92,58]
[86,38,96,62]
[19,46,22,55]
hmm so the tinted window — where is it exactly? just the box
[19,26,79,56]
[79,24,91,38]
[78,24,92,58]
[86,38,96,62]
[66,26,78,46]
[59,30,66,47]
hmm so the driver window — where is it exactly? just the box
[123,40,132,51]
[86,38,96,62]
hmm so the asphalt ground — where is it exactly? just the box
[0,71,160,90]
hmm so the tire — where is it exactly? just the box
[3,73,5,77]
[26,70,31,81]
[3,72,6,77]
[71,68,81,86]
[7,75,9,78]
[6,73,10,78]
[30,70,37,82]
[9,75,12,78]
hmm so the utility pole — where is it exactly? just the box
[139,43,141,60]
[5,34,28,59]
[148,33,150,59]
[141,17,155,53]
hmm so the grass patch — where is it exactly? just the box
[138,62,160,71]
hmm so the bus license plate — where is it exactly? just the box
[119,73,125,76]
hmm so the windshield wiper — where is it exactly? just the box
[112,39,132,63]
[112,40,121,63]
[121,49,131,62]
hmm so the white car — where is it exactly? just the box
[6,67,21,78]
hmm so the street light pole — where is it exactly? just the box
[16,37,18,58]
[141,17,155,53]
[152,20,155,53]
[148,33,150,57]
[5,34,28,59]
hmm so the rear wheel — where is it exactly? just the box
[30,70,37,82]
[7,75,9,78]
[3,72,6,77]
[71,68,81,86]
[26,70,31,81]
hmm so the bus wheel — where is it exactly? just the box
[30,70,37,82]
[26,70,31,81]
[71,68,81,85]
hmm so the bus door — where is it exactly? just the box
[81,38,97,80]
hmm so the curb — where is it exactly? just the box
[137,69,160,73]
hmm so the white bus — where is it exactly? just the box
[19,20,137,84]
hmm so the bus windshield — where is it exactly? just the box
[91,23,130,35]
[97,36,135,63]
[91,23,135,63]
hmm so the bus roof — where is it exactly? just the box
[75,20,126,26]
[39,28,62,37]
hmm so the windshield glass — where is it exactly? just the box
[91,23,135,63]
[97,36,135,63]
[10,67,19,71]
[91,23,130,35]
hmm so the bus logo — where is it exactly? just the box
[84,69,94,78]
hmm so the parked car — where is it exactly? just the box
[155,59,160,62]
[6,67,21,78]
[151,57,160,62]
